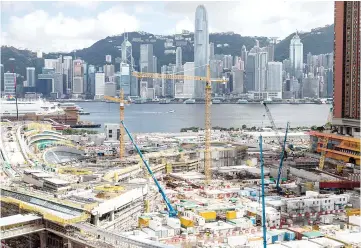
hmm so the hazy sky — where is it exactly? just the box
[1,1,334,53]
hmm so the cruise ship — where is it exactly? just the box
[1,97,64,116]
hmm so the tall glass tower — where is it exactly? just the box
[194,5,209,99]
[289,32,304,78]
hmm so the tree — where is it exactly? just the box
[242,124,247,129]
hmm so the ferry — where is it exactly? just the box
[237,99,248,104]
[159,99,171,104]
[168,110,175,113]
[1,97,64,116]
[184,99,196,104]
[212,99,221,104]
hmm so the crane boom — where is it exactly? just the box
[262,102,288,158]
[120,120,178,217]
[259,135,267,248]
[276,122,289,191]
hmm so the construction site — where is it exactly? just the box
[1,70,360,248]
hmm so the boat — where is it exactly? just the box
[79,110,90,115]
[1,97,64,116]
[134,99,147,104]
[237,99,248,104]
[212,99,221,104]
[71,121,101,128]
[168,110,175,113]
[159,99,171,104]
[184,99,196,104]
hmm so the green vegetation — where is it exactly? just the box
[62,129,98,135]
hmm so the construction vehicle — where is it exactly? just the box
[318,107,333,171]
[121,120,178,217]
[132,65,227,184]
[104,89,129,160]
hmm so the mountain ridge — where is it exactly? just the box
[1,24,334,77]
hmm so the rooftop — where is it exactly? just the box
[0,214,41,227]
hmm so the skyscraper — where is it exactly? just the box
[140,44,154,88]
[63,56,73,92]
[72,59,84,94]
[194,5,209,99]
[103,64,115,82]
[121,33,133,67]
[333,1,360,135]
[245,53,256,92]
[95,72,105,99]
[176,47,182,67]
[241,45,247,67]
[26,67,36,87]
[153,56,158,73]
[267,62,282,92]
[289,32,304,78]
[105,55,112,64]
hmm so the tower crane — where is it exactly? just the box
[318,107,333,170]
[104,89,129,159]
[121,120,178,217]
[132,65,227,184]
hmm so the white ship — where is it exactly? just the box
[1,97,64,116]
[184,99,196,104]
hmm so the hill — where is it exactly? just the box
[1,25,334,76]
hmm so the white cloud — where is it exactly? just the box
[167,1,334,38]
[54,1,100,10]
[2,6,140,52]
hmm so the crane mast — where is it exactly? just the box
[121,120,178,217]
[132,65,227,184]
[119,89,125,159]
[259,135,267,248]
[276,122,289,192]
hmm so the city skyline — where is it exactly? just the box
[1,1,334,53]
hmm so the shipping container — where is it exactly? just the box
[199,211,217,221]
[180,216,194,227]
[226,211,237,220]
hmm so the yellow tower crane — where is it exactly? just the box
[104,89,128,159]
[318,107,334,170]
[132,64,227,184]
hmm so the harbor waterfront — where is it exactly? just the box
[77,101,331,133]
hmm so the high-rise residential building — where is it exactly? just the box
[105,55,112,63]
[121,33,133,67]
[194,5,209,99]
[95,72,105,99]
[302,73,319,98]
[209,42,215,60]
[26,67,36,87]
[140,44,154,88]
[333,1,360,135]
[267,62,282,92]
[72,59,84,94]
[325,69,333,98]
[289,32,304,78]
[176,47,182,67]
[267,42,275,62]
[3,72,16,96]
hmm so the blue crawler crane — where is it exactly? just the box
[121,121,178,217]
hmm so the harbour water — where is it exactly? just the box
[77,102,331,133]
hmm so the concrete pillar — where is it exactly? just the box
[93,214,99,226]
[110,210,115,221]
[39,231,47,248]
[63,238,72,248]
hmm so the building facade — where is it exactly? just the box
[194,5,209,99]
[3,72,16,96]
[333,1,360,136]
[26,67,36,87]
[289,33,304,78]
[140,44,154,88]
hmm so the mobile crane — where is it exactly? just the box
[276,122,290,195]
[121,120,178,217]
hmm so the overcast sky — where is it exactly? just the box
[1,1,334,53]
